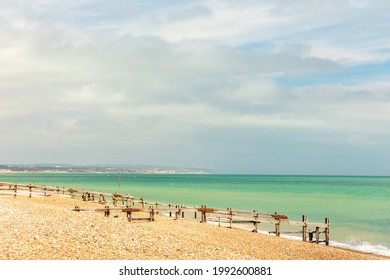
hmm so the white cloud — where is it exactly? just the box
[1,0,390,173]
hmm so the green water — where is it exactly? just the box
[1,173,389,256]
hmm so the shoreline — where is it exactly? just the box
[1,194,388,260]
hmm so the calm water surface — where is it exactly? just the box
[2,173,389,256]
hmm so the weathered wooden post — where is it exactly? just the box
[201,205,207,223]
[168,203,172,217]
[315,227,320,244]
[274,212,281,237]
[302,215,307,241]
[112,194,117,206]
[29,186,32,198]
[325,217,330,245]
[150,208,155,222]
[127,211,132,222]
[14,185,17,198]
[141,197,145,208]
[181,206,185,218]
[253,210,258,233]
[44,187,47,197]
[104,206,110,217]
[175,205,179,220]
[228,208,233,228]
[194,206,197,219]
[275,220,281,237]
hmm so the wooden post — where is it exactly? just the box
[150,208,155,222]
[202,205,207,223]
[315,227,320,244]
[14,185,17,198]
[302,215,307,242]
[113,195,117,206]
[274,212,280,237]
[44,187,47,197]
[228,208,233,228]
[325,217,330,245]
[141,197,145,208]
[194,206,197,219]
[175,206,179,220]
[181,206,185,218]
[29,186,32,198]
[253,210,258,233]
[275,220,280,237]
[104,206,110,217]
[199,205,204,223]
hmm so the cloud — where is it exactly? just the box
[1,0,390,174]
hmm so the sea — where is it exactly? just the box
[1,172,389,257]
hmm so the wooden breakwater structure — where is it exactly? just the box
[0,182,330,245]
[0,182,135,205]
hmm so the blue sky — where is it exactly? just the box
[1,0,390,175]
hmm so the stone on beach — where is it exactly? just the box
[0,195,387,260]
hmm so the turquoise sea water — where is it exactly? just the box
[1,173,389,257]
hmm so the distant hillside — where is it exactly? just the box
[0,164,213,174]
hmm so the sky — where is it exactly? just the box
[1,0,390,175]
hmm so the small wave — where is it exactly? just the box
[278,233,390,257]
[330,240,390,257]
[160,213,390,257]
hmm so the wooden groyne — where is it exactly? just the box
[0,182,330,245]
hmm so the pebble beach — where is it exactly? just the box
[0,195,388,260]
